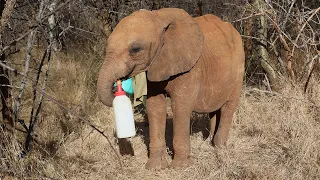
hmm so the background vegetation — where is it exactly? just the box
[0,0,319,179]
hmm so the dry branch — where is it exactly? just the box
[28,46,48,124]
[0,61,22,76]
[0,0,74,55]
[231,12,266,22]
[291,7,320,57]
[280,0,295,29]
[13,0,45,122]
[268,13,295,81]
[25,43,52,153]
[304,54,319,93]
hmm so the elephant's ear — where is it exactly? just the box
[147,8,204,82]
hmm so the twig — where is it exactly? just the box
[0,61,21,75]
[291,7,320,56]
[281,0,295,29]
[265,13,300,48]
[0,31,31,54]
[108,10,127,15]
[270,42,287,73]
[0,84,21,89]
[231,12,265,22]
[304,56,318,93]
[241,35,274,46]
[263,73,271,91]
[58,24,72,37]
[268,13,295,81]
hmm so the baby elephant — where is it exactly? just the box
[97,8,244,169]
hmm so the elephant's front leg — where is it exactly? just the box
[171,100,192,168]
[145,93,168,169]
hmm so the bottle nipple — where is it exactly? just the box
[115,80,126,96]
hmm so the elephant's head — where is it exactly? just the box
[97,8,204,106]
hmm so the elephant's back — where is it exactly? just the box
[194,15,243,59]
[191,15,245,112]
[194,14,244,72]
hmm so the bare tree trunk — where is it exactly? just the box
[253,0,278,90]
[244,15,253,84]
[48,0,60,51]
[0,0,16,130]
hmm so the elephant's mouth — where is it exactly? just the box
[112,76,131,93]
[112,69,134,93]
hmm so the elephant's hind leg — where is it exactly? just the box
[212,97,240,147]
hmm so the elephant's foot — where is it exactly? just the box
[213,133,227,147]
[171,156,192,169]
[145,157,168,170]
[146,147,168,170]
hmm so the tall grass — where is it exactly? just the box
[1,51,319,179]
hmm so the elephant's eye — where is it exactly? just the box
[129,46,142,55]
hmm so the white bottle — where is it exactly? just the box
[112,81,136,138]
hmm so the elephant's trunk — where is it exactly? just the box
[97,59,128,107]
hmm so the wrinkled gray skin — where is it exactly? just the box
[97,8,245,169]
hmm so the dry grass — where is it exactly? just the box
[1,51,320,179]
